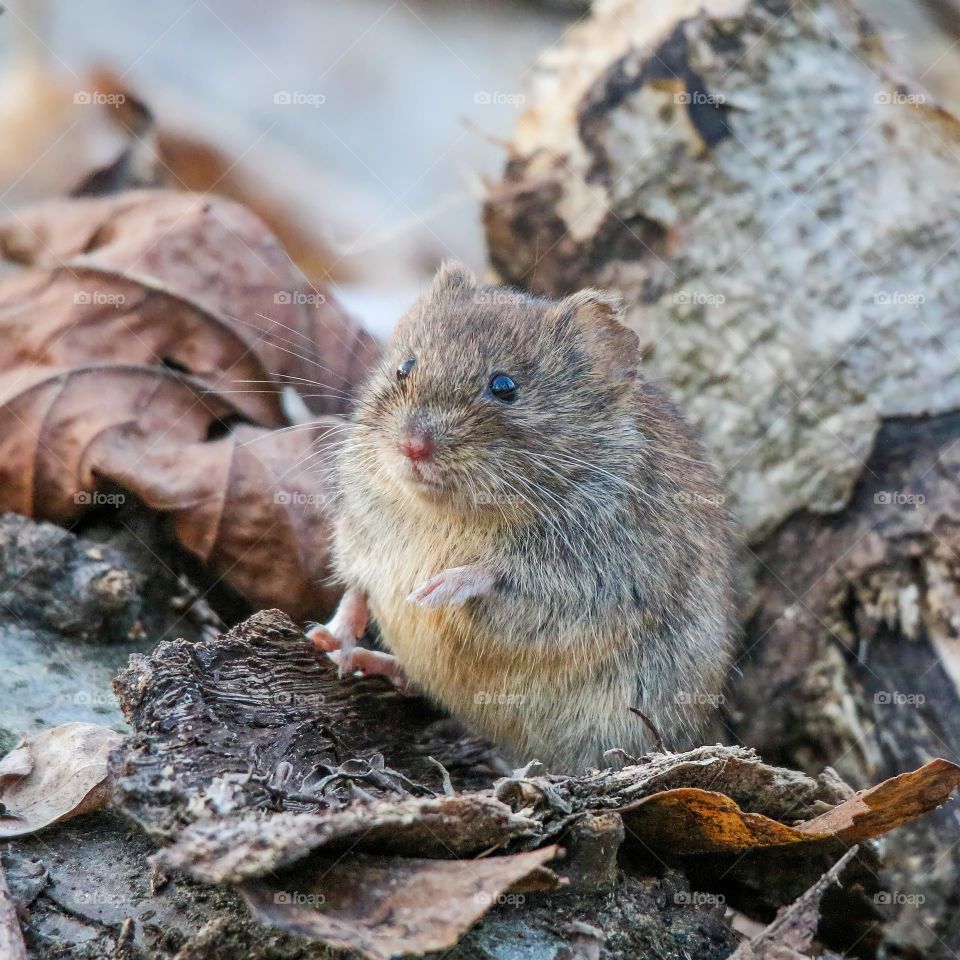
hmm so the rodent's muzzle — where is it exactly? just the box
[398,428,434,463]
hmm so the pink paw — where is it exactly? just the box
[406,565,495,609]
[331,647,420,697]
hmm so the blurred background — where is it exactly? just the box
[0,0,576,335]
[2,0,958,337]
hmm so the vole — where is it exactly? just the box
[309,262,734,772]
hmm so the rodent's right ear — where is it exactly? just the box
[554,289,640,383]
[429,260,478,298]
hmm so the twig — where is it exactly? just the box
[427,756,455,796]
[629,707,665,753]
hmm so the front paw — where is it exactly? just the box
[407,565,495,609]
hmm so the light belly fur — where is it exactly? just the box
[343,518,639,768]
[367,578,633,767]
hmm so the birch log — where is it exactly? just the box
[484,0,960,954]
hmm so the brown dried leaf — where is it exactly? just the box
[0,365,238,522]
[0,190,378,418]
[240,848,562,960]
[0,723,123,838]
[0,365,339,616]
[87,421,342,618]
[154,796,539,884]
[0,191,380,616]
[620,759,960,856]
[0,364,235,519]
[0,270,286,425]
[795,758,960,842]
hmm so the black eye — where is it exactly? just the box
[397,358,416,380]
[489,373,518,402]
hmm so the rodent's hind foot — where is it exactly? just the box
[331,647,420,697]
[407,564,495,609]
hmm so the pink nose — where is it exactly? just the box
[399,430,434,462]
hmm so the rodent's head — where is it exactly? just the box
[350,262,643,519]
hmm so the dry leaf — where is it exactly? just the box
[0,270,288,426]
[154,795,539,884]
[0,723,123,838]
[87,422,343,618]
[795,758,960,842]
[0,190,378,418]
[0,191,380,617]
[0,745,32,786]
[0,365,238,522]
[619,759,960,855]
[241,848,561,960]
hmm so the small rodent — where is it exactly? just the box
[310,262,734,772]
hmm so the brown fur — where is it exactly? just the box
[330,263,734,771]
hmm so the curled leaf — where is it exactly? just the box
[241,848,561,960]
[0,190,378,418]
[0,191,380,617]
[0,723,123,838]
[619,759,960,855]
[0,365,238,522]
[87,422,343,618]
[154,795,539,884]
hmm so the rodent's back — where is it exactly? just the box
[332,265,734,770]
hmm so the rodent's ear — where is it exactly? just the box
[557,289,640,382]
[429,260,479,298]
